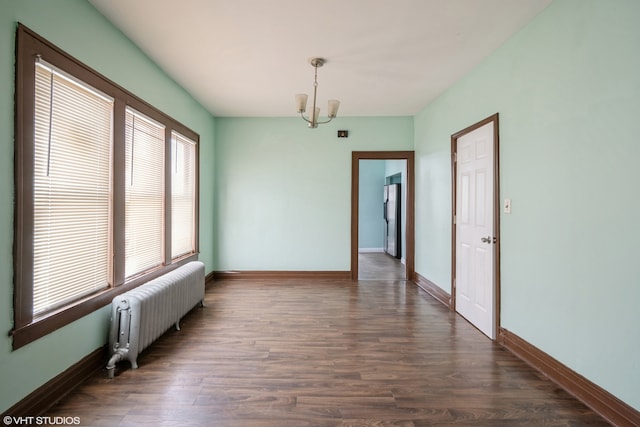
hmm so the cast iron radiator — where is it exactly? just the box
[106,261,205,377]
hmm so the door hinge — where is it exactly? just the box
[453,215,456,224]
[453,152,457,162]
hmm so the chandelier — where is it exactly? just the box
[295,57,340,128]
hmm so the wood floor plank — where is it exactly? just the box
[44,278,611,426]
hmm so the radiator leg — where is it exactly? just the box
[106,349,127,379]
[175,321,181,331]
[200,299,205,308]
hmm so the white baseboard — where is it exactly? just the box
[358,248,384,253]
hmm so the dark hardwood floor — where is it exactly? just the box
[45,278,609,426]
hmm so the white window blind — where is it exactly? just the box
[124,108,165,278]
[171,131,197,258]
[32,61,113,315]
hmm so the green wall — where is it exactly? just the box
[413,0,640,410]
[214,117,413,271]
[0,0,215,412]
[358,160,386,250]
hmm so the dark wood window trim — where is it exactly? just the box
[12,24,200,349]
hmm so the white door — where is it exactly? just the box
[455,121,495,339]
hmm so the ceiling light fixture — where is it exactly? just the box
[295,57,340,128]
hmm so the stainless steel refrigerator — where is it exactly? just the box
[383,183,401,258]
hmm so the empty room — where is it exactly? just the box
[1,0,639,426]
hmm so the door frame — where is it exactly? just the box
[351,151,415,281]
[450,113,501,339]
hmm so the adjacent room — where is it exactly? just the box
[1,0,638,425]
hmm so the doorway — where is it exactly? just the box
[451,114,500,340]
[358,161,405,280]
[351,151,415,281]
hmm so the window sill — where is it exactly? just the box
[10,254,198,350]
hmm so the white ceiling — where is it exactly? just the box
[88,0,552,118]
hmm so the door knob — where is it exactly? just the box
[481,236,491,243]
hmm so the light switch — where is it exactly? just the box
[503,198,511,214]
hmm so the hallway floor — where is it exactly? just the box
[358,251,405,281]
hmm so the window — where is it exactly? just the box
[32,60,113,315]
[171,131,197,258]
[125,108,165,278]
[13,25,199,349]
